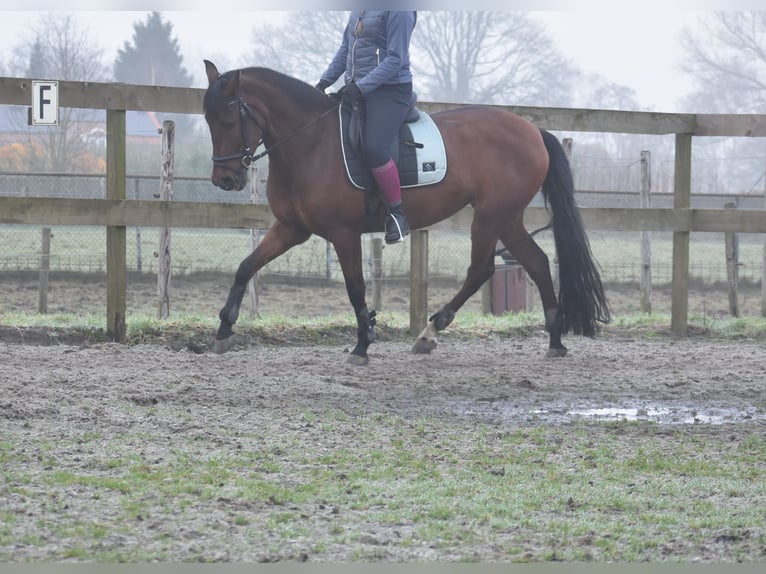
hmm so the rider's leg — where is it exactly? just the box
[363,82,413,245]
[370,159,409,244]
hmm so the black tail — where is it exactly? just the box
[539,129,610,336]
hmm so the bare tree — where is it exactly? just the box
[577,77,640,112]
[246,11,349,86]
[3,14,108,172]
[411,11,577,106]
[680,12,766,113]
[244,11,673,193]
[680,12,766,194]
[246,11,578,106]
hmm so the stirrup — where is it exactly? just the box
[385,214,409,245]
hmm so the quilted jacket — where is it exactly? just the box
[320,10,416,95]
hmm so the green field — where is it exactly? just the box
[1,225,764,285]
[1,414,763,561]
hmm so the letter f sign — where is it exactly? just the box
[31,80,59,126]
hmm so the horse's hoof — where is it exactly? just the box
[545,346,568,358]
[213,335,237,354]
[345,354,369,366]
[411,336,437,355]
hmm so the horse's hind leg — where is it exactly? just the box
[412,223,496,354]
[214,221,311,354]
[499,224,567,357]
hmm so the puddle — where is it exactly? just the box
[542,406,762,425]
[453,401,766,425]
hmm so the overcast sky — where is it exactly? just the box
[0,7,740,112]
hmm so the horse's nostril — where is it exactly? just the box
[213,176,234,191]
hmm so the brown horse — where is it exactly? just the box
[202,60,609,364]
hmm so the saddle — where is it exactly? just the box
[338,94,447,222]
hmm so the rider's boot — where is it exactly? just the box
[371,158,410,245]
[384,202,410,244]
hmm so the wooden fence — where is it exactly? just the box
[1,76,766,342]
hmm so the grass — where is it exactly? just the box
[1,413,764,561]
[2,225,765,284]
[1,297,765,560]
[1,307,765,349]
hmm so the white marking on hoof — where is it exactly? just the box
[213,335,236,354]
[411,323,438,354]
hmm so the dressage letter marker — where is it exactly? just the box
[31,81,59,126]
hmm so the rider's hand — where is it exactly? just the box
[339,82,363,104]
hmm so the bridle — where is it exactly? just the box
[211,91,341,173]
[210,96,272,173]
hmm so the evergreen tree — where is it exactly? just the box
[114,12,195,140]
[114,11,192,87]
[26,38,48,78]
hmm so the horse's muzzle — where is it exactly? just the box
[212,171,248,192]
[213,175,235,191]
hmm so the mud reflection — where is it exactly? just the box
[534,406,764,425]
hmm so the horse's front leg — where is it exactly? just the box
[213,221,310,354]
[347,304,376,365]
[332,233,375,365]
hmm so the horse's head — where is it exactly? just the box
[203,60,265,191]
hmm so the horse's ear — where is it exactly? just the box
[204,60,220,86]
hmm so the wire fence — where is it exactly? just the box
[1,170,765,318]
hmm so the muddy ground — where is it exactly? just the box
[1,334,765,561]
[1,272,765,561]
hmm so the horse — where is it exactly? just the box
[202,60,610,364]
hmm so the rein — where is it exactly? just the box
[211,93,341,170]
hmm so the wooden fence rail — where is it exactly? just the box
[3,197,765,233]
[2,75,766,341]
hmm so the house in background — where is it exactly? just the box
[78,110,164,148]
[0,106,164,144]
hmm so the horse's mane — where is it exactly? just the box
[204,66,333,114]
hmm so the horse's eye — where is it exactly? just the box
[218,109,239,129]
[205,111,233,130]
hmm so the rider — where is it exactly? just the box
[315,10,417,245]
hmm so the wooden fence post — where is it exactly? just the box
[762,176,766,317]
[247,165,261,318]
[106,109,127,343]
[671,133,692,334]
[410,229,428,337]
[370,237,383,312]
[640,150,652,313]
[724,202,739,317]
[38,227,51,314]
[480,280,491,315]
[134,179,142,273]
[157,120,174,320]
[562,138,573,162]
